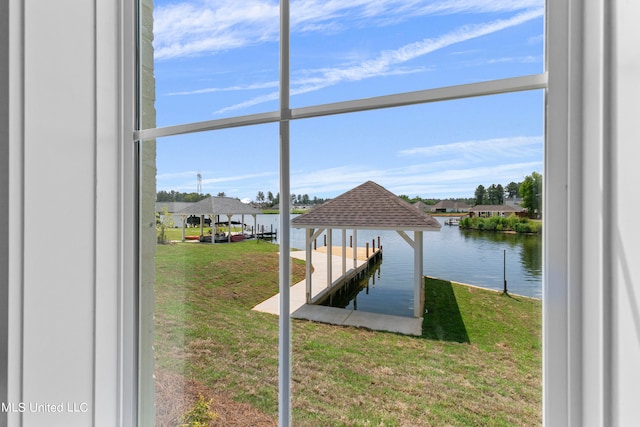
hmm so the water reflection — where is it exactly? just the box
[226,214,543,315]
[459,229,542,280]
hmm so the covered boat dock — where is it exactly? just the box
[173,196,262,243]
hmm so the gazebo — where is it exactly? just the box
[174,196,262,243]
[291,181,441,318]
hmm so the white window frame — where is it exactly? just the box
[3,0,633,426]
[129,1,606,426]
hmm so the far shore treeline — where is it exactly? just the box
[458,215,542,234]
[156,189,329,208]
[156,172,542,215]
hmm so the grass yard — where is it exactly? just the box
[154,241,541,426]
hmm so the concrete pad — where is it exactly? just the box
[343,310,423,336]
[291,304,422,336]
[292,304,352,324]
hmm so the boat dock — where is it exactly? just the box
[252,245,423,336]
[309,245,382,306]
[444,217,461,226]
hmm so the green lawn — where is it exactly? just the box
[154,241,541,426]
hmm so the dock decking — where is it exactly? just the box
[252,247,423,336]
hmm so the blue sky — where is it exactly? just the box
[151,0,544,202]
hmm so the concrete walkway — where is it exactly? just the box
[252,249,423,336]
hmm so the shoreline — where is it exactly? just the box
[425,275,542,301]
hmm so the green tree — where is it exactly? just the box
[487,184,504,205]
[156,206,175,244]
[505,181,520,198]
[496,184,504,204]
[474,185,486,205]
[217,191,226,197]
[267,191,274,205]
[519,172,542,218]
[256,191,265,206]
[183,192,202,202]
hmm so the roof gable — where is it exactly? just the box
[470,204,522,212]
[291,181,440,230]
[174,196,261,215]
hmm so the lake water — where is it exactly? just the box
[247,214,542,317]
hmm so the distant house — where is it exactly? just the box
[412,201,430,212]
[429,200,470,213]
[468,204,525,218]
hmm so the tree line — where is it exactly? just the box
[255,191,329,207]
[156,190,212,203]
[473,172,542,217]
[158,171,542,216]
[398,195,476,206]
[156,189,328,208]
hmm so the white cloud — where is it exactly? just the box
[486,55,540,64]
[291,159,542,198]
[154,1,279,60]
[398,136,543,160]
[157,170,277,193]
[156,170,201,181]
[200,171,276,186]
[214,8,543,113]
[167,81,279,96]
[154,0,543,60]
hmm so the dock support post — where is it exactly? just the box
[414,231,424,318]
[326,229,332,288]
[306,228,313,303]
[342,229,347,275]
[352,229,358,268]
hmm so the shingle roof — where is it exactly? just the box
[291,181,441,231]
[173,196,261,216]
[434,200,470,210]
[469,204,522,212]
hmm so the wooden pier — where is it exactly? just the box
[307,239,383,307]
[314,248,382,307]
[252,244,422,336]
[255,224,277,241]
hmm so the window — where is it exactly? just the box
[3,1,636,426]
[136,1,548,425]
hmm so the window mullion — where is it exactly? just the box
[278,1,292,427]
[291,74,547,120]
